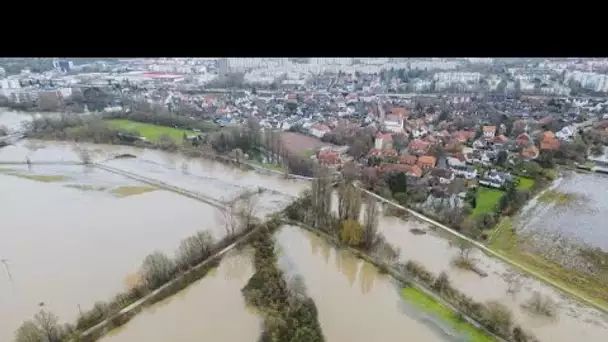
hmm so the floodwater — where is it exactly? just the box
[101,249,261,342]
[377,214,608,342]
[0,109,307,341]
[515,172,608,251]
[275,225,461,342]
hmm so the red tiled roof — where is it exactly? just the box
[398,155,418,165]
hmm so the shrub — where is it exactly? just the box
[522,291,558,318]
[481,301,513,337]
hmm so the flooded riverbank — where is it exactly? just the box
[377,213,608,342]
[275,225,463,342]
[100,248,261,342]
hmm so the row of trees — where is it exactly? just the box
[14,195,259,342]
[402,261,540,342]
[285,166,400,264]
[242,227,325,342]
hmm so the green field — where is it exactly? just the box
[106,119,198,142]
[401,287,497,342]
[471,188,504,217]
[517,177,535,190]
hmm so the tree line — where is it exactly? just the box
[242,223,325,342]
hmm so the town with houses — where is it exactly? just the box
[2,58,608,222]
[5,58,608,342]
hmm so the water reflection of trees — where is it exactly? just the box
[335,249,359,287]
[358,261,377,294]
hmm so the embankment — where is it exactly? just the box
[70,225,263,342]
[282,219,505,342]
[356,184,608,315]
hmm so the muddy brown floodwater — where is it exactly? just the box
[377,214,608,342]
[0,138,306,341]
[275,225,460,342]
[100,248,261,342]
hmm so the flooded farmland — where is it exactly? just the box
[515,172,608,251]
[0,109,307,341]
[275,225,463,342]
[100,249,261,342]
[377,214,608,342]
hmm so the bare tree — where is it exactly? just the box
[505,273,523,298]
[235,190,259,230]
[34,310,62,342]
[362,196,380,250]
[175,231,215,269]
[14,320,42,342]
[216,191,258,237]
[337,182,362,222]
[139,251,175,289]
[311,166,333,231]
[78,148,92,165]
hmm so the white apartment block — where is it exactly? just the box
[564,71,608,93]
[434,72,481,83]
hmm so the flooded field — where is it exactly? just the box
[0,109,308,341]
[275,225,461,342]
[515,172,608,251]
[377,214,608,342]
[100,249,261,342]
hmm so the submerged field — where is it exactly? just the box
[490,172,608,311]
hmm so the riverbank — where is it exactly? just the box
[358,185,608,315]
[283,219,512,342]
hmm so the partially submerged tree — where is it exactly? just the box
[14,320,43,342]
[337,181,362,222]
[310,166,332,231]
[216,201,241,237]
[361,196,380,250]
[339,219,364,246]
[175,231,215,269]
[139,251,175,289]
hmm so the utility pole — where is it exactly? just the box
[1,259,14,284]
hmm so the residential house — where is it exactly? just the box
[515,133,532,147]
[430,168,455,184]
[493,134,509,147]
[384,114,404,133]
[540,131,560,151]
[417,155,437,169]
[450,164,478,179]
[398,155,418,165]
[446,155,466,168]
[479,170,512,188]
[465,150,491,165]
[379,163,422,178]
[555,125,575,140]
[483,125,497,139]
[374,133,393,150]
[310,123,331,138]
[520,145,539,160]
[451,130,475,143]
[317,150,341,166]
[408,139,430,155]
